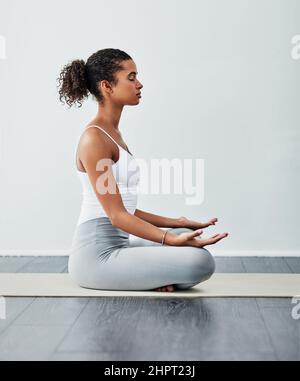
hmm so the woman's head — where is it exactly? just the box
[57,48,143,108]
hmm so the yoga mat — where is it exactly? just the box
[0,273,300,297]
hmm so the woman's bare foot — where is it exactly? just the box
[153,285,175,292]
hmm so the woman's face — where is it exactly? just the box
[101,59,143,106]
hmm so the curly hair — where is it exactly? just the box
[57,48,132,108]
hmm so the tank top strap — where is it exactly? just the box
[85,124,120,149]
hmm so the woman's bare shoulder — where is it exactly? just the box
[78,127,116,160]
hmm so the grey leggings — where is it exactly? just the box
[68,217,216,291]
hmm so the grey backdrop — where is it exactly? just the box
[0,0,299,256]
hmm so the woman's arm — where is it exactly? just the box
[112,211,178,245]
[134,209,181,228]
[79,131,179,246]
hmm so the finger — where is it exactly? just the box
[213,232,228,237]
[215,233,228,239]
[190,229,203,237]
[194,232,229,247]
[210,233,229,242]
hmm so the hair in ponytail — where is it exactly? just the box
[57,48,132,108]
[57,59,88,108]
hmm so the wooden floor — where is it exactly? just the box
[0,256,299,361]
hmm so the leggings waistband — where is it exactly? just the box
[71,217,129,252]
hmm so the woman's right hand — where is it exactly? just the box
[165,229,229,248]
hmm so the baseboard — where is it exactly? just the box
[212,250,300,257]
[0,250,72,256]
[0,249,300,257]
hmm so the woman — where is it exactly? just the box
[57,48,229,292]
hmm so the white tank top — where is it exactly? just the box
[75,125,140,227]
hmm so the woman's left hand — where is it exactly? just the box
[178,216,218,229]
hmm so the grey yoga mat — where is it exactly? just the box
[0,273,300,297]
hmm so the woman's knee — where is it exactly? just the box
[189,247,216,282]
[202,248,216,273]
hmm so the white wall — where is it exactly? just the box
[0,0,299,255]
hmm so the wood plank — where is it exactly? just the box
[259,306,300,360]
[284,257,300,273]
[0,256,35,272]
[55,297,151,356]
[62,265,68,273]
[256,297,294,308]
[18,256,68,273]
[214,256,246,272]
[13,297,89,325]
[0,297,35,335]
[48,351,119,361]
[128,297,277,361]
[0,325,68,360]
[54,297,277,360]
[242,257,291,273]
